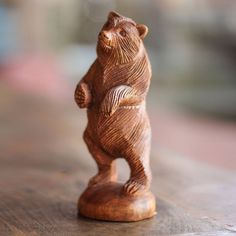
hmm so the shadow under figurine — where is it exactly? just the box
[75,11,156,222]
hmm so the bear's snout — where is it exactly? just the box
[98,30,113,48]
[99,31,111,40]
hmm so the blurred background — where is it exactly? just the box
[0,0,236,172]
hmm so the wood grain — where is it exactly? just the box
[78,182,156,222]
[74,11,152,197]
[0,85,236,235]
[74,11,154,221]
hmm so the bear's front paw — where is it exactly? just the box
[75,83,92,108]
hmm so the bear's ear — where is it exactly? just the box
[108,11,121,19]
[137,24,148,39]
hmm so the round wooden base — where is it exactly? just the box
[78,182,156,222]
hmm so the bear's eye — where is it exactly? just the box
[119,30,126,37]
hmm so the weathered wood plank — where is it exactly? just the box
[0,86,236,235]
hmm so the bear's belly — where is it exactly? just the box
[86,105,150,156]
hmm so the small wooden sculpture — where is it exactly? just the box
[75,11,156,221]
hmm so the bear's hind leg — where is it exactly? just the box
[123,147,151,195]
[84,131,117,186]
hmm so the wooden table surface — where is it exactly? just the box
[0,85,236,236]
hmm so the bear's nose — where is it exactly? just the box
[99,31,111,41]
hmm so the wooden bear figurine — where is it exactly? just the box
[75,11,156,222]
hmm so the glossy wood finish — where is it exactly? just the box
[75,12,155,221]
[79,182,156,222]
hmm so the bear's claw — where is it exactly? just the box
[123,179,147,195]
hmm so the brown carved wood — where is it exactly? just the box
[75,11,155,221]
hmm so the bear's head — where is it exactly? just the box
[97,11,148,65]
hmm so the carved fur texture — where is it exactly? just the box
[75,11,152,195]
